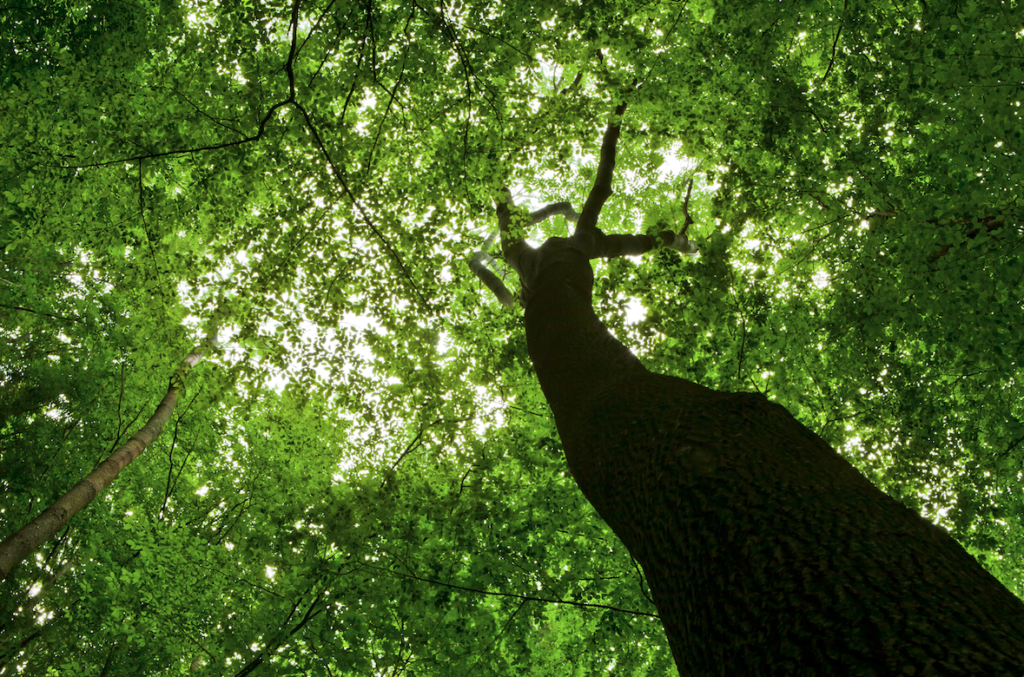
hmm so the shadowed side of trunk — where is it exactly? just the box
[524,247,1024,675]
[464,101,1024,674]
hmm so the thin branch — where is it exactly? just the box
[387,428,427,478]
[465,24,532,60]
[340,36,369,121]
[822,23,843,81]
[296,0,341,63]
[0,303,77,324]
[232,654,265,677]
[288,589,327,636]
[362,562,659,618]
[55,96,295,170]
[504,404,545,418]
[158,412,182,520]
[385,417,474,480]
[41,525,72,570]
[629,554,655,607]
[180,629,218,662]
[998,432,1024,460]
[293,99,428,309]
[463,600,527,677]
[170,87,246,135]
[363,44,411,183]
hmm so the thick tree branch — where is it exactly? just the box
[469,253,515,307]
[472,199,584,306]
[530,202,579,225]
[577,101,629,232]
[495,188,534,273]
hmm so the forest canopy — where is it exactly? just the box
[1,0,1022,674]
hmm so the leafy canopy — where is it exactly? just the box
[1,0,1021,674]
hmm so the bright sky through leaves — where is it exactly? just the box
[1,0,1022,673]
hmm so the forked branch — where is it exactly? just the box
[470,191,584,306]
[469,101,701,306]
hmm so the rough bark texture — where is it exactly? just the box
[487,103,1024,674]
[525,251,1024,675]
[0,349,204,581]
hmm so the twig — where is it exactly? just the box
[361,562,660,618]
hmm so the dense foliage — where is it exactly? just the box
[1,0,1021,673]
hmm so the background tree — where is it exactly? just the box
[1,0,1021,674]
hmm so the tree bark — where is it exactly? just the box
[525,255,1024,674]
[0,349,205,581]
[504,106,1024,674]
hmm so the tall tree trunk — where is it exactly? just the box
[0,347,206,581]
[525,254,1024,674]
[481,103,1024,674]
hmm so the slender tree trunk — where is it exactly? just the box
[0,348,205,581]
